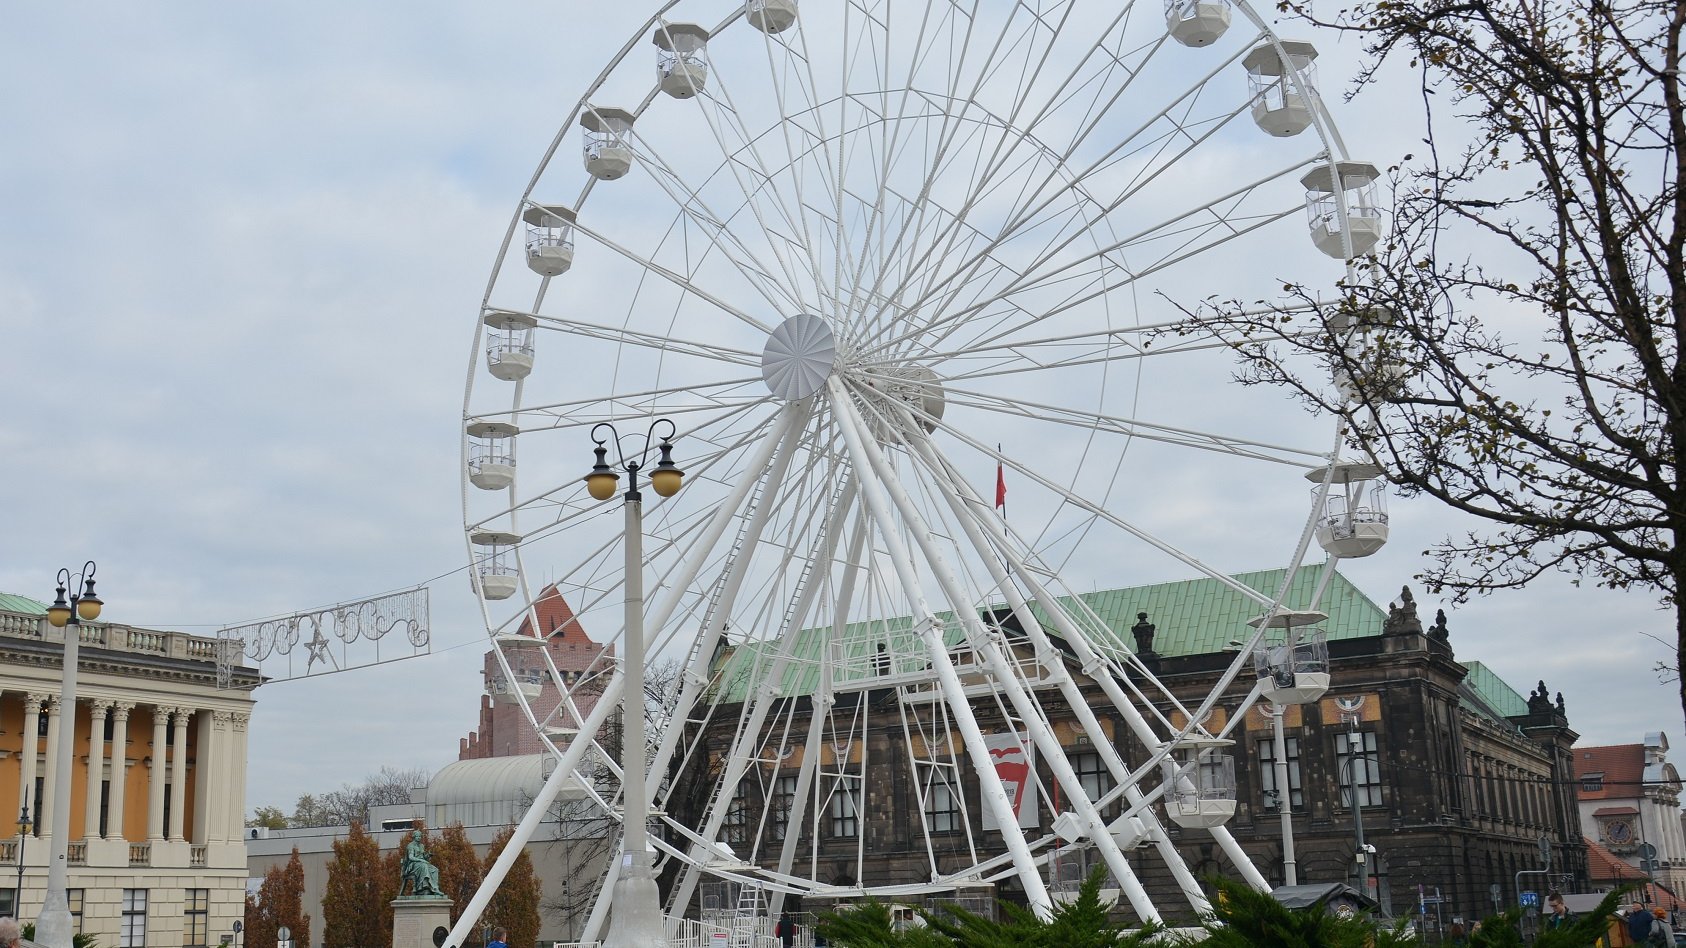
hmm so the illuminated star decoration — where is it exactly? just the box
[305,628,333,670]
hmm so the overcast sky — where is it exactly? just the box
[2,2,1678,817]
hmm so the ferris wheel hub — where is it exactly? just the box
[761,314,837,400]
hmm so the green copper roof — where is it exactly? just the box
[0,593,48,616]
[715,567,1388,701]
[1461,660,1530,718]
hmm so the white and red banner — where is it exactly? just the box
[981,731,1037,830]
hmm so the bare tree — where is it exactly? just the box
[290,765,432,827]
[1195,0,1686,712]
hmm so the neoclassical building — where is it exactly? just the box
[0,592,259,948]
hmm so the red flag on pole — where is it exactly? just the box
[994,447,1007,511]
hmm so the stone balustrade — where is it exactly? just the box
[0,607,232,666]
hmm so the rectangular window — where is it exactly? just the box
[722,781,752,846]
[1258,737,1304,809]
[99,781,110,838]
[924,770,962,833]
[0,888,15,920]
[185,888,209,948]
[68,889,84,934]
[830,775,860,838]
[121,888,148,948]
[1581,772,1604,793]
[769,775,799,841]
[163,785,172,840]
[1335,732,1382,808]
[1070,751,1116,815]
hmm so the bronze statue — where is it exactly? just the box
[399,831,444,898]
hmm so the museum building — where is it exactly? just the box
[688,568,1588,924]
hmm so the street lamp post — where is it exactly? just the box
[14,792,29,920]
[1338,739,1381,900]
[584,420,683,948]
[38,561,103,948]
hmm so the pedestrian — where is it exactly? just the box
[1629,902,1656,944]
[487,927,509,948]
[1546,891,1573,930]
[775,911,795,948]
[0,917,20,948]
[1651,908,1673,946]
[1449,920,1468,946]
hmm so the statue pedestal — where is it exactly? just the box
[392,898,455,948]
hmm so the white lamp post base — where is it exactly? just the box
[36,887,74,948]
[599,851,667,948]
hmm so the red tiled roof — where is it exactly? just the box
[515,584,594,643]
[1585,837,1647,882]
[1575,744,1645,800]
[1593,806,1641,817]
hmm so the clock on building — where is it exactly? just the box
[1605,818,1634,845]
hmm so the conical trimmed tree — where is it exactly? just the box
[480,826,541,948]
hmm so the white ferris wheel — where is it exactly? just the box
[459,0,1393,934]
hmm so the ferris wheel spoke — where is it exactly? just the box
[842,0,1063,342]
[929,417,1284,608]
[875,47,1274,357]
[481,376,770,425]
[935,384,1321,465]
[528,313,762,367]
[629,132,819,315]
[570,217,774,333]
[691,70,835,314]
[878,162,1309,359]
[925,334,1238,383]
[854,8,1158,344]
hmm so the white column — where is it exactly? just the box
[107,704,131,840]
[19,694,45,834]
[225,713,250,841]
[193,711,217,844]
[40,697,63,831]
[84,700,110,839]
[147,706,169,841]
[168,709,189,842]
[227,713,248,840]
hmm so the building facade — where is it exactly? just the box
[1574,733,1686,893]
[692,569,1588,925]
[0,593,259,948]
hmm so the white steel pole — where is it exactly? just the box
[827,376,1055,919]
[34,625,78,948]
[915,437,1273,893]
[666,479,854,916]
[853,412,1161,922]
[905,433,1211,913]
[769,516,866,919]
[1273,703,1297,886]
[444,678,623,948]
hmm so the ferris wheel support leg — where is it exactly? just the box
[667,476,856,919]
[656,402,814,923]
[828,378,1055,919]
[770,514,868,918]
[905,434,1209,915]
[640,400,807,799]
[870,432,1161,923]
[449,675,624,948]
